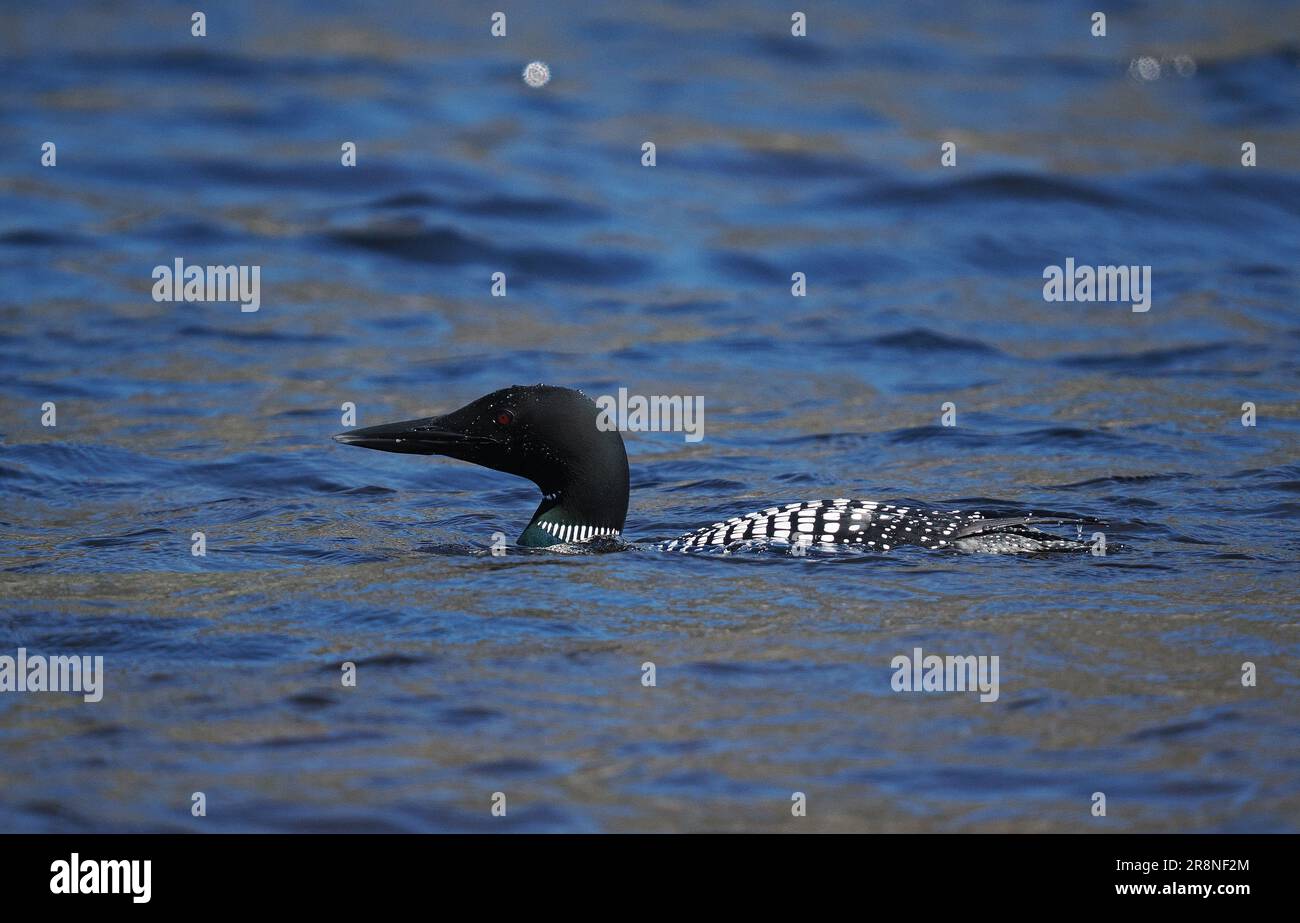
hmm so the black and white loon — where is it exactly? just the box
[334,384,1093,554]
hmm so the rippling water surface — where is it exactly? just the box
[1,1,1298,832]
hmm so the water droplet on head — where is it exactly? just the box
[522,61,551,88]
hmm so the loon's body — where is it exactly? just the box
[335,384,1092,554]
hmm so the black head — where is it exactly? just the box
[334,385,630,538]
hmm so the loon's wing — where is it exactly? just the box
[662,501,1099,554]
[663,499,973,552]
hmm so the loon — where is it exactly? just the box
[334,384,1093,554]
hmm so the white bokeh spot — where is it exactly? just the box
[523,60,551,87]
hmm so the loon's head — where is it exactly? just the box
[333,385,629,547]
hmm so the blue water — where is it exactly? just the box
[1,0,1298,832]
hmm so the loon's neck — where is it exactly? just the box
[519,494,618,546]
[518,443,629,547]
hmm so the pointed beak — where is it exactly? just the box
[333,416,487,456]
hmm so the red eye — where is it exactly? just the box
[495,410,515,426]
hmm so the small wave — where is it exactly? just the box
[326,220,649,281]
[1046,473,1194,490]
[177,324,343,344]
[868,327,1002,354]
[842,171,1125,210]
[0,229,89,247]
[1057,342,1238,372]
[368,189,604,222]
